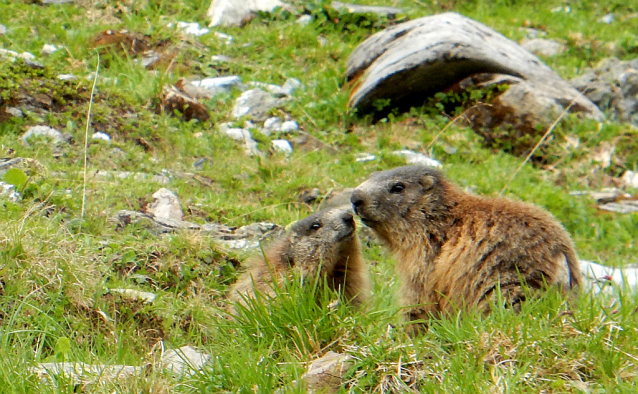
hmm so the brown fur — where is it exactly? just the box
[227,208,370,309]
[351,165,581,327]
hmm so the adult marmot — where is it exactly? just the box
[228,208,370,308]
[350,165,581,326]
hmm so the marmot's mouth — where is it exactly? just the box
[359,218,379,228]
[340,227,355,239]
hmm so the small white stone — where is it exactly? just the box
[280,120,299,133]
[392,150,442,168]
[5,107,23,118]
[42,44,59,56]
[296,14,313,25]
[22,125,65,144]
[211,54,232,62]
[622,170,638,188]
[214,32,234,45]
[57,74,77,81]
[220,239,260,250]
[355,153,376,162]
[272,139,293,154]
[263,117,283,131]
[109,288,156,303]
[282,78,302,94]
[176,21,210,36]
[223,128,251,141]
[191,76,242,92]
[0,182,20,203]
[599,14,614,24]
[91,132,111,142]
[161,346,211,376]
[18,51,35,61]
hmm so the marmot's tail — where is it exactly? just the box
[565,249,583,289]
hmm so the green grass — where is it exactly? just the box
[1,0,638,392]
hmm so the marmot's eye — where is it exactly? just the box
[389,182,405,194]
[310,222,322,231]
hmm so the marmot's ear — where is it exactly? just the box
[420,174,436,190]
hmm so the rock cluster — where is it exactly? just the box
[571,57,638,127]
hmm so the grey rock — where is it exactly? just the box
[521,38,565,57]
[300,351,353,394]
[346,12,603,122]
[331,1,403,17]
[146,188,184,222]
[222,127,251,141]
[235,222,278,238]
[5,107,23,118]
[21,125,67,145]
[208,0,292,27]
[0,24,6,35]
[220,126,261,156]
[141,51,161,68]
[41,0,75,3]
[232,89,286,120]
[161,346,211,376]
[571,57,638,126]
[262,117,283,135]
[219,239,260,250]
[391,150,442,167]
[598,201,638,214]
[29,362,141,386]
[193,157,209,169]
[92,170,170,185]
[519,27,547,39]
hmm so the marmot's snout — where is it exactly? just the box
[350,189,366,217]
[335,209,356,238]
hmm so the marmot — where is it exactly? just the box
[227,208,370,308]
[350,165,581,326]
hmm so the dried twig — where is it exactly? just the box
[81,54,100,224]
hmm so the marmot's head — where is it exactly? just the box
[280,208,357,280]
[350,165,448,238]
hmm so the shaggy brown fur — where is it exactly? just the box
[227,208,370,308]
[351,165,581,327]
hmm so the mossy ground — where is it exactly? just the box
[1,0,638,392]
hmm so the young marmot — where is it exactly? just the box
[227,208,370,308]
[350,165,581,326]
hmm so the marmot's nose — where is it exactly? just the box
[350,189,365,215]
[340,210,354,226]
